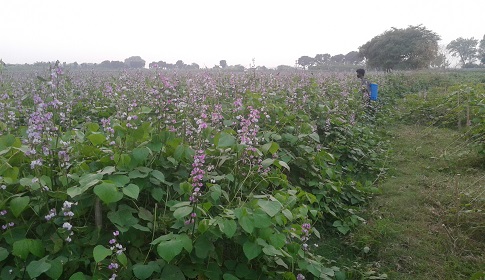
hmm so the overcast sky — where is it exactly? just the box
[1,0,484,68]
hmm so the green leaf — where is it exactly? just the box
[45,258,63,279]
[161,264,185,280]
[173,206,193,220]
[138,207,153,221]
[87,133,106,146]
[151,170,166,182]
[98,166,116,175]
[117,253,128,266]
[174,145,185,161]
[133,147,150,162]
[243,240,261,260]
[28,239,45,258]
[239,215,254,234]
[261,142,279,154]
[308,132,320,143]
[262,245,284,256]
[68,173,103,197]
[194,234,213,258]
[94,183,123,204]
[122,184,139,199]
[93,245,112,263]
[133,264,157,280]
[270,233,287,249]
[69,272,87,280]
[223,273,240,280]
[86,122,100,132]
[26,259,51,279]
[261,158,274,168]
[277,160,290,171]
[157,239,184,262]
[5,239,44,261]
[282,209,293,221]
[219,219,237,238]
[0,247,8,262]
[257,200,282,217]
[9,196,30,217]
[216,132,236,148]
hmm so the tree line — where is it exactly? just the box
[297,25,485,71]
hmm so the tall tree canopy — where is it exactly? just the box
[359,25,440,71]
[446,37,478,66]
[124,56,145,68]
[478,35,485,64]
[297,56,314,69]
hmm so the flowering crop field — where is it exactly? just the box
[0,67,387,279]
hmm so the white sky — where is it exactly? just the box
[1,0,484,68]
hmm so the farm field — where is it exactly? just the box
[0,67,484,279]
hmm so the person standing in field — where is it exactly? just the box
[356,68,371,105]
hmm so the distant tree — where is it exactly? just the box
[100,60,111,68]
[190,63,200,70]
[219,60,227,68]
[478,35,485,64]
[314,54,331,66]
[344,51,363,65]
[276,65,295,71]
[110,61,125,69]
[446,37,478,66]
[232,64,245,71]
[175,60,185,69]
[431,45,450,68]
[149,62,159,69]
[297,56,314,70]
[359,25,440,71]
[124,56,146,68]
[330,54,345,64]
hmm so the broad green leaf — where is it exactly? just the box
[223,273,240,280]
[10,196,30,217]
[45,258,63,279]
[157,238,184,262]
[79,173,103,187]
[87,133,105,146]
[161,264,185,280]
[174,145,185,161]
[194,234,213,259]
[133,147,150,162]
[219,219,237,238]
[138,207,153,221]
[26,259,51,279]
[122,184,139,199]
[270,233,287,249]
[108,174,130,187]
[261,158,274,168]
[173,206,193,220]
[28,239,45,258]
[239,216,254,234]
[282,209,293,221]
[261,142,279,154]
[117,253,128,266]
[151,170,166,182]
[12,239,30,260]
[257,200,282,217]
[243,241,261,260]
[262,245,284,256]
[133,263,158,280]
[86,122,100,132]
[69,272,86,280]
[98,166,115,175]
[216,132,236,148]
[0,247,8,262]
[93,245,112,263]
[94,183,123,204]
[277,160,290,171]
